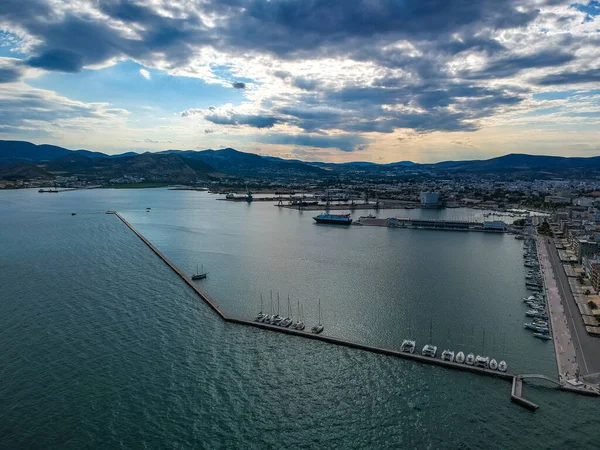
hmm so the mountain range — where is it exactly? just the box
[1,139,600,182]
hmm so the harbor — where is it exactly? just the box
[105,209,599,410]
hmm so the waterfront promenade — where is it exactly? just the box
[538,237,580,381]
[539,236,600,386]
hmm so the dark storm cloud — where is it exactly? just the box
[201,0,537,58]
[276,82,526,134]
[27,49,84,72]
[465,51,576,79]
[204,112,280,128]
[259,133,370,152]
[533,69,600,86]
[1,0,539,74]
[232,82,246,89]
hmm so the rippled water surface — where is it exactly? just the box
[0,188,598,448]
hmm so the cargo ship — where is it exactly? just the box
[313,213,352,225]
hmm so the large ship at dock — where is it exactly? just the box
[313,213,352,225]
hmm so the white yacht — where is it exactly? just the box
[440,350,455,362]
[401,339,416,354]
[498,360,508,372]
[474,355,490,368]
[489,359,498,370]
[421,344,437,357]
[455,351,465,364]
[465,353,475,365]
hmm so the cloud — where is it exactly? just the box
[0,58,25,83]
[465,51,576,80]
[259,133,370,152]
[204,128,214,133]
[232,82,246,89]
[139,68,150,80]
[533,69,600,86]
[0,82,128,136]
[182,105,280,128]
[143,138,171,143]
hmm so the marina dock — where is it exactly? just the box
[106,211,591,410]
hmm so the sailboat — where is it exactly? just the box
[291,299,302,330]
[311,299,324,334]
[272,293,283,326]
[191,264,208,280]
[498,333,508,372]
[296,303,306,331]
[401,319,416,353]
[474,329,489,369]
[280,295,293,327]
[255,293,267,322]
[264,291,274,324]
[455,325,465,363]
[421,319,437,357]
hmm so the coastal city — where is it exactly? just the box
[3,0,600,447]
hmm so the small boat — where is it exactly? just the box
[311,299,324,334]
[465,353,475,365]
[191,264,208,280]
[525,310,547,319]
[489,359,498,370]
[498,360,508,372]
[421,344,437,357]
[440,350,455,362]
[524,323,549,332]
[400,339,416,354]
[474,355,489,368]
[360,213,376,219]
[455,351,465,364]
[71,212,76,216]
[534,332,552,340]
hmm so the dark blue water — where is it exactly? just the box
[0,189,597,448]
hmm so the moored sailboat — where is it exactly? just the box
[311,299,324,334]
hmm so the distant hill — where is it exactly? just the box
[45,153,203,184]
[0,163,52,180]
[0,141,72,163]
[428,153,600,174]
[158,148,325,177]
[2,140,600,180]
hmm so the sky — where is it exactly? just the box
[0,0,599,163]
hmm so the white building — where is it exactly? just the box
[483,220,506,231]
[420,192,439,206]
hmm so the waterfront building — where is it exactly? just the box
[483,220,506,231]
[545,195,570,204]
[590,262,600,294]
[420,192,439,206]
[574,238,599,262]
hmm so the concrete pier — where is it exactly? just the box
[511,377,539,411]
[107,211,578,410]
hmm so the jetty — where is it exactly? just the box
[106,211,594,410]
